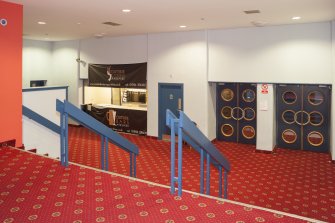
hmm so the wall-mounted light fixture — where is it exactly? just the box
[76,58,87,66]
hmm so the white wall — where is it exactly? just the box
[23,39,52,88]
[148,31,208,137]
[208,22,333,84]
[52,40,79,106]
[23,87,67,158]
[79,35,148,78]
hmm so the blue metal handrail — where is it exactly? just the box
[22,105,60,134]
[56,99,138,177]
[166,109,230,198]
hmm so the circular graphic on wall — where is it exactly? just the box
[308,91,324,106]
[221,106,232,119]
[282,91,297,104]
[231,107,244,120]
[294,110,310,126]
[242,89,255,103]
[307,131,323,146]
[221,124,234,137]
[282,129,297,144]
[244,107,255,121]
[242,126,255,139]
[282,110,296,124]
[221,89,234,102]
[309,111,323,126]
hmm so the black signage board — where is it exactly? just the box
[84,106,147,136]
[88,62,147,88]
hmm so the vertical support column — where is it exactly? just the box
[64,113,69,166]
[105,137,108,171]
[218,166,222,198]
[224,171,228,199]
[200,149,204,194]
[100,135,105,170]
[60,112,65,166]
[134,154,137,178]
[60,112,69,167]
[170,119,176,194]
[130,152,133,177]
[177,124,183,196]
[206,153,210,195]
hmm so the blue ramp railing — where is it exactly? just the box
[22,105,61,134]
[56,100,139,177]
[166,109,230,198]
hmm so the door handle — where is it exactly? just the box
[178,98,182,110]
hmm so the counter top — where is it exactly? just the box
[93,103,147,111]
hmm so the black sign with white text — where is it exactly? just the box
[88,63,147,88]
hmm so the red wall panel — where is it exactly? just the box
[0,1,23,146]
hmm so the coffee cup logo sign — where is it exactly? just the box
[1,19,8,27]
[106,110,116,126]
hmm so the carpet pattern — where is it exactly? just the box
[0,147,312,223]
[68,126,335,222]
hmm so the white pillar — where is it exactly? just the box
[256,84,276,152]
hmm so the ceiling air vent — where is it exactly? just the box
[244,10,260,14]
[102,21,121,26]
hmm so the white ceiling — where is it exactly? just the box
[6,0,335,41]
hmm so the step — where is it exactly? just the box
[27,148,37,153]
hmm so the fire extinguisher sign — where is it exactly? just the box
[261,84,269,94]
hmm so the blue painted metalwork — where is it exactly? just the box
[22,86,69,92]
[105,137,109,171]
[219,166,222,198]
[177,123,183,196]
[56,99,139,176]
[200,149,204,194]
[206,153,210,195]
[22,106,60,134]
[132,154,137,177]
[101,135,105,170]
[224,171,228,198]
[166,109,230,199]
[170,117,176,194]
[59,107,69,167]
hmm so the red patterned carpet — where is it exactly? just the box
[68,126,335,222]
[0,147,314,223]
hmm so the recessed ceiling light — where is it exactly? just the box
[122,9,131,13]
[244,10,260,14]
[38,21,46,25]
[179,25,187,28]
[77,22,81,25]
[292,16,301,20]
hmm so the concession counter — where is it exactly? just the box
[83,62,148,135]
[83,103,147,135]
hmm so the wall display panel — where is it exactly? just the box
[217,83,257,144]
[276,84,330,152]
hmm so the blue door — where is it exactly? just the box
[158,83,183,140]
